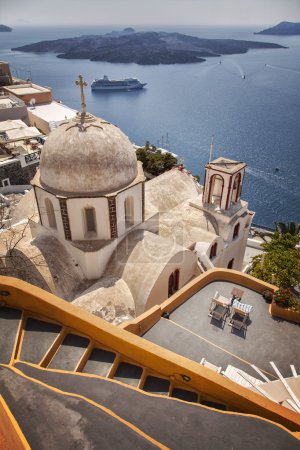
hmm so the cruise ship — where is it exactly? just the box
[91,75,147,91]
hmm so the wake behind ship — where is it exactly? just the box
[91,75,147,91]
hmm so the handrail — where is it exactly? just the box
[0,395,30,449]
[0,274,299,432]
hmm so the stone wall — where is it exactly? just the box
[0,160,38,186]
[0,105,29,124]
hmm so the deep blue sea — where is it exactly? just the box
[0,25,299,227]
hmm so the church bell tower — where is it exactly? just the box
[202,157,246,211]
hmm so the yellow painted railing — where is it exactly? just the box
[121,268,278,335]
[0,395,30,450]
[0,274,300,434]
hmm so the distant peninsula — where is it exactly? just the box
[255,21,300,35]
[0,24,12,32]
[12,28,285,65]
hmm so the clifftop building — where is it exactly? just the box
[2,74,254,322]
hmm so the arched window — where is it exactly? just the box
[124,196,134,228]
[210,243,218,259]
[84,207,97,236]
[174,269,180,291]
[45,198,57,229]
[168,269,180,297]
[168,273,175,297]
[231,173,242,204]
[208,174,224,207]
[227,258,234,269]
[233,223,240,239]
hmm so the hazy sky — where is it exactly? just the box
[1,0,300,27]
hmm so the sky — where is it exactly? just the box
[1,0,300,27]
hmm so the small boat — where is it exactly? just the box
[91,75,147,91]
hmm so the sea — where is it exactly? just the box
[0,25,299,228]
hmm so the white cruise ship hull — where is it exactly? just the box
[91,83,147,91]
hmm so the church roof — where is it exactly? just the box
[0,231,85,300]
[207,157,246,174]
[158,200,218,248]
[39,113,138,196]
[145,169,201,219]
[72,275,135,325]
[144,169,217,247]
[105,229,190,315]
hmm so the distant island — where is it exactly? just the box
[0,24,12,32]
[255,21,300,35]
[12,28,285,65]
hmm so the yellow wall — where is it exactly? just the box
[0,396,30,450]
[1,273,300,433]
[122,268,278,335]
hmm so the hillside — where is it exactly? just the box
[12,28,285,65]
[255,22,300,35]
[0,24,12,32]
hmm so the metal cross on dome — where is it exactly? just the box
[75,74,87,115]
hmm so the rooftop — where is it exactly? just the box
[143,280,300,380]
[4,83,51,96]
[27,101,77,122]
[0,95,25,109]
[207,157,246,174]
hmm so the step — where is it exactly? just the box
[82,348,116,377]
[113,362,143,387]
[0,366,154,449]
[201,400,227,411]
[14,362,299,450]
[20,318,62,364]
[142,375,170,395]
[48,334,89,371]
[171,388,198,403]
[0,307,22,364]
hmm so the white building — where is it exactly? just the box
[27,101,77,134]
[13,76,254,322]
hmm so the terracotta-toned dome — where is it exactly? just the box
[40,113,138,195]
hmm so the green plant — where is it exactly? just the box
[262,289,273,303]
[136,146,177,176]
[251,232,300,288]
[273,288,295,308]
[275,222,300,237]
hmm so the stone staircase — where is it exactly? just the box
[0,306,207,404]
[1,303,300,449]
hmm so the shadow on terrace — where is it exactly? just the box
[126,272,300,383]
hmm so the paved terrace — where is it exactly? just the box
[143,281,300,380]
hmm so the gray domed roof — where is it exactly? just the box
[40,113,138,195]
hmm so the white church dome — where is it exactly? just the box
[40,113,138,195]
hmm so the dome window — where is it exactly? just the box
[84,207,97,236]
[124,196,134,228]
[45,198,57,229]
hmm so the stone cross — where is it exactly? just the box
[75,74,87,115]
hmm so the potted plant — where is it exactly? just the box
[273,288,294,308]
[262,289,273,304]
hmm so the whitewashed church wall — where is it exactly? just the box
[144,250,197,313]
[67,197,110,240]
[64,238,119,279]
[27,110,50,134]
[35,187,64,238]
[221,231,247,270]
[205,236,224,266]
[115,183,143,237]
